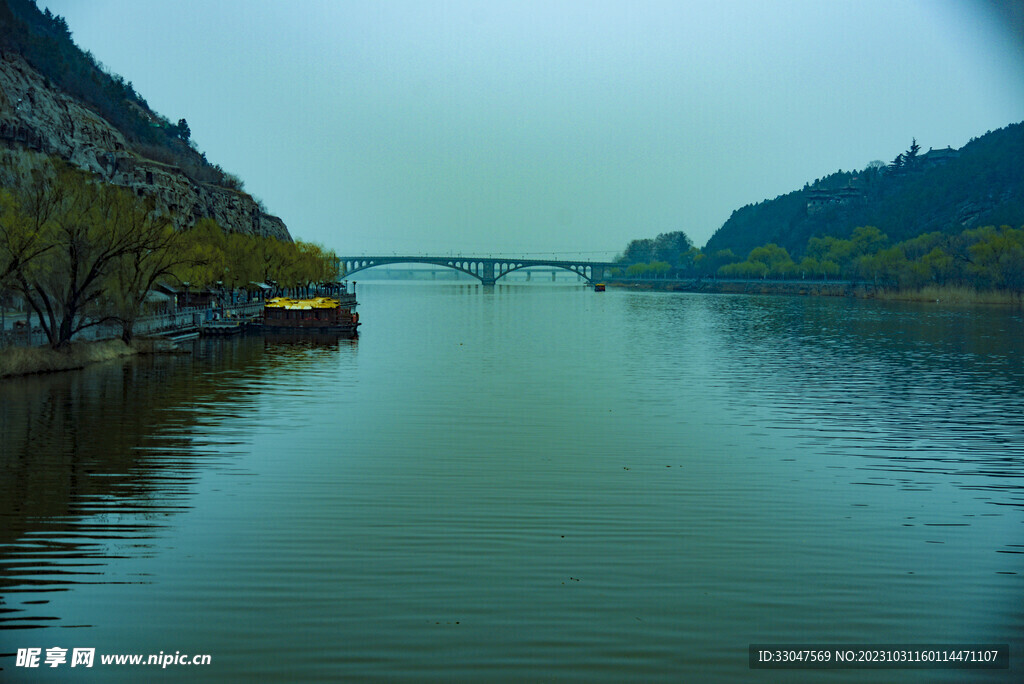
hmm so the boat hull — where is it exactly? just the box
[248,322,359,337]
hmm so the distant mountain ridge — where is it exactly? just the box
[704,122,1024,258]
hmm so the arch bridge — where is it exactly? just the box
[337,256,617,286]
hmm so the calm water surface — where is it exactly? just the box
[2,283,1023,682]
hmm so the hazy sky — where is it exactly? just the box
[45,1,1024,258]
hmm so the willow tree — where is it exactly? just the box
[0,152,63,284]
[170,221,340,298]
[295,241,339,286]
[173,218,229,291]
[967,225,1024,292]
[10,162,172,348]
[104,195,184,343]
[253,235,290,285]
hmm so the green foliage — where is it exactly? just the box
[718,260,765,278]
[620,238,654,264]
[171,221,338,292]
[617,231,693,269]
[748,244,795,273]
[651,231,693,264]
[706,249,740,273]
[903,138,921,171]
[966,225,1024,291]
[0,150,330,347]
[0,155,178,347]
[0,152,61,285]
[649,261,671,278]
[796,256,840,279]
[625,262,648,278]
[615,216,1023,294]
[103,199,183,342]
[705,122,1024,257]
[719,243,795,278]
[850,225,888,254]
[173,118,191,142]
[717,222,1024,294]
[623,261,671,279]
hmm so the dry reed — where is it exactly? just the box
[873,285,1023,306]
[0,338,186,379]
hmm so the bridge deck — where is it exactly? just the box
[337,256,618,285]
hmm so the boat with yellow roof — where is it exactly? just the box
[256,294,359,337]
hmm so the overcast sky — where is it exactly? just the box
[45,0,1024,258]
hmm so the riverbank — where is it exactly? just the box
[607,279,1023,305]
[607,278,872,297]
[872,285,1023,305]
[0,338,186,379]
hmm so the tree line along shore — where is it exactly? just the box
[610,224,1023,305]
[0,149,341,376]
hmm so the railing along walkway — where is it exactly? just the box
[0,302,269,349]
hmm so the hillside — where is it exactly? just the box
[0,0,289,240]
[704,122,1024,258]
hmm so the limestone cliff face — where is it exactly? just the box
[0,52,290,241]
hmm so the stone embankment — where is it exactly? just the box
[0,52,289,240]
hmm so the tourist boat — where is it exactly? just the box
[255,296,359,337]
[594,283,606,292]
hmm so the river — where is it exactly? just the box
[2,282,1022,682]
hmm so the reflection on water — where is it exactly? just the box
[0,340,263,631]
[1,285,1022,682]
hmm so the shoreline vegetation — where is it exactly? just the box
[0,337,186,379]
[607,278,1023,305]
[613,225,1024,293]
[871,284,1022,305]
[0,151,340,381]
[1,149,339,349]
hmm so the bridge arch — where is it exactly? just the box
[337,256,615,285]
[340,258,483,282]
[495,262,595,283]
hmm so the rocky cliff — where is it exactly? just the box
[0,51,290,241]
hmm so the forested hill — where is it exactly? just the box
[704,122,1024,259]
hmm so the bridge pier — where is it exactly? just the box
[481,261,496,286]
[336,255,617,286]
